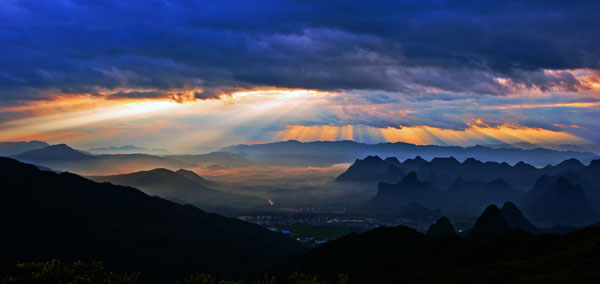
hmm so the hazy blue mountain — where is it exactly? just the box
[526,177,597,226]
[441,178,488,213]
[166,151,253,167]
[12,143,96,162]
[365,172,438,212]
[222,140,598,167]
[576,159,600,189]
[481,179,522,204]
[0,140,49,156]
[0,157,305,282]
[338,155,590,190]
[10,144,193,175]
[336,155,403,182]
[542,158,585,176]
[396,202,442,221]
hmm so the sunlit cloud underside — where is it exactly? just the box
[274,124,587,148]
[0,88,596,152]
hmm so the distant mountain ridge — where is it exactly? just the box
[88,145,170,155]
[222,140,598,167]
[0,140,49,156]
[9,144,251,175]
[13,143,96,161]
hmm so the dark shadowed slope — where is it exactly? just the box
[0,140,49,156]
[89,168,264,211]
[467,205,511,242]
[0,157,305,283]
[175,169,214,187]
[500,202,539,234]
[288,206,600,284]
[427,217,457,237]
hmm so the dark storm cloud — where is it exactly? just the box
[1,0,599,100]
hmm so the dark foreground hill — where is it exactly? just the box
[287,210,600,284]
[0,157,305,283]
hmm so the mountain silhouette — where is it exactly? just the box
[542,158,585,176]
[12,144,96,162]
[339,155,546,190]
[90,168,262,211]
[336,155,403,182]
[366,172,438,211]
[0,157,304,282]
[500,202,539,233]
[427,216,457,237]
[88,145,170,155]
[480,179,522,204]
[10,144,194,175]
[467,205,511,242]
[527,177,596,225]
[576,159,600,190]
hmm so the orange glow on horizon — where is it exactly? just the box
[482,101,600,110]
[275,123,587,147]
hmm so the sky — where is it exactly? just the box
[0,0,599,153]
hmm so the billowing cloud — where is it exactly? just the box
[1,0,600,100]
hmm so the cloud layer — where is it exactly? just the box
[1,0,599,100]
[0,0,599,151]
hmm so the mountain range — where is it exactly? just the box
[6,144,251,175]
[338,155,590,190]
[87,145,170,155]
[0,140,49,156]
[3,140,598,172]
[349,156,600,225]
[223,140,599,167]
[0,157,304,283]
